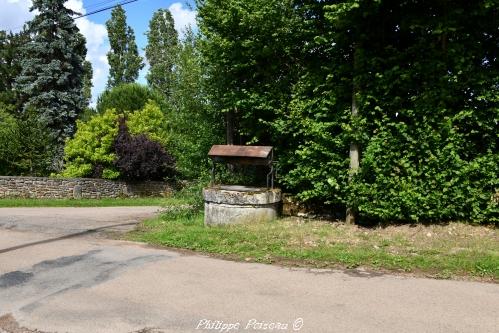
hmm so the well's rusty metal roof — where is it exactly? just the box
[208,145,273,159]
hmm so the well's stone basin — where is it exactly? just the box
[203,185,282,225]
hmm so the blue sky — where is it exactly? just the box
[85,0,196,48]
[0,0,197,105]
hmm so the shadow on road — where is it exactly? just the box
[0,222,137,254]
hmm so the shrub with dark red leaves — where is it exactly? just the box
[113,119,175,180]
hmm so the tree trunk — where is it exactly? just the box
[346,45,360,225]
[226,108,236,173]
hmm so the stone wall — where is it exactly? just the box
[0,176,173,199]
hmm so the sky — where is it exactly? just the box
[0,0,197,105]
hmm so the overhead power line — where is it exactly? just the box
[84,0,122,12]
[1,0,141,32]
[74,0,140,19]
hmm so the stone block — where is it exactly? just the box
[73,185,83,199]
[203,186,282,225]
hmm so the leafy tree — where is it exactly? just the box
[14,0,87,145]
[106,5,143,87]
[168,29,223,178]
[82,60,93,107]
[96,83,162,115]
[196,0,302,145]
[145,8,178,96]
[113,119,175,181]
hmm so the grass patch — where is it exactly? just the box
[128,207,499,282]
[0,197,187,208]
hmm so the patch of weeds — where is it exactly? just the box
[436,270,453,280]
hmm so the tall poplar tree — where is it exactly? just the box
[82,60,93,106]
[145,9,178,96]
[14,0,87,145]
[106,5,143,88]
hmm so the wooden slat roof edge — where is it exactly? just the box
[208,145,273,159]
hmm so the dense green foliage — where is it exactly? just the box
[338,1,499,223]
[127,99,170,147]
[197,0,498,223]
[2,0,497,224]
[62,108,119,179]
[96,83,162,115]
[62,101,171,180]
[0,105,55,176]
[0,108,19,175]
[15,0,87,146]
[167,29,223,178]
[197,0,300,144]
[0,30,28,110]
[106,5,144,87]
[145,9,178,96]
[13,108,55,176]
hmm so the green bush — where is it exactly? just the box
[62,101,172,180]
[0,106,54,176]
[128,100,169,147]
[62,108,120,179]
[0,107,20,175]
[351,120,499,223]
[15,109,56,176]
[96,83,163,115]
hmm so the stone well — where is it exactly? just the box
[203,185,282,225]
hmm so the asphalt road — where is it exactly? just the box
[0,207,498,333]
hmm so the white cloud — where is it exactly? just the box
[65,0,109,106]
[138,49,148,85]
[0,0,35,32]
[0,0,109,106]
[168,2,197,37]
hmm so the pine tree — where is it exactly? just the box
[145,9,178,96]
[14,0,87,146]
[106,5,143,88]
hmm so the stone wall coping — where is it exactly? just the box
[0,176,166,183]
[203,187,282,205]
